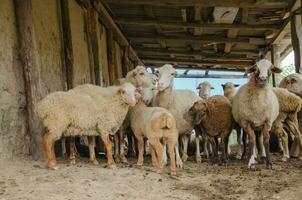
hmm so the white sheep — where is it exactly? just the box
[37,83,138,169]
[154,64,200,162]
[232,59,282,169]
[129,96,178,175]
[272,88,302,161]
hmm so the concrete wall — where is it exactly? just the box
[0,0,29,158]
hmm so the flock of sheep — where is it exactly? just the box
[36,59,302,175]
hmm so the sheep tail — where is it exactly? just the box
[162,112,173,129]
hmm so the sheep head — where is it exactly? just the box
[248,59,282,87]
[279,73,302,97]
[140,87,155,106]
[118,83,138,106]
[221,82,239,97]
[155,64,177,91]
[196,81,214,99]
[125,65,149,88]
[189,100,208,125]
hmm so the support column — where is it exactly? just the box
[291,13,302,74]
[14,0,43,160]
[271,44,281,86]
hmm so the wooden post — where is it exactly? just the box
[107,29,116,85]
[271,44,280,86]
[291,14,302,74]
[87,0,101,85]
[14,0,43,160]
[60,0,74,89]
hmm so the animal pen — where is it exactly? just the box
[1,0,302,200]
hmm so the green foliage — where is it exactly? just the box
[280,63,295,80]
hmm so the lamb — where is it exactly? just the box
[221,82,245,159]
[232,59,282,169]
[36,83,138,169]
[194,81,215,161]
[129,96,178,175]
[271,88,302,161]
[189,96,233,163]
[154,64,200,162]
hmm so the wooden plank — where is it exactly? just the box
[147,65,246,72]
[87,0,101,85]
[94,1,142,64]
[193,5,203,35]
[135,47,259,57]
[107,29,116,84]
[142,57,253,66]
[225,29,239,53]
[176,74,245,79]
[115,18,280,31]
[14,0,43,160]
[291,13,302,73]
[128,34,266,45]
[103,0,290,9]
[60,0,74,89]
[271,44,280,86]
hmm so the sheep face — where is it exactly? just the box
[119,83,138,106]
[279,73,302,96]
[189,100,208,125]
[248,59,282,87]
[156,64,177,91]
[141,87,154,106]
[221,82,239,96]
[196,81,214,99]
[128,66,149,87]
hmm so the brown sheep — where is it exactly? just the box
[189,95,233,163]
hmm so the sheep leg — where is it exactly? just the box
[181,135,189,162]
[175,144,183,168]
[224,135,230,160]
[61,138,67,158]
[262,124,272,169]
[88,136,99,165]
[220,136,227,164]
[69,137,76,165]
[242,130,247,160]
[136,136,144,166]
[287,119,302,159]
[101,134,116,169]
[167,138,176,176]
[43,134,58,170]
[114,133,120,163]
[150,145,158,167]
[163,142,168,166]
[119,127,128,163]
[149,138,164,174]
[258,132,266,163]
[274,123,289,161]
[246,123,257,169]
[195,135,201,163]
[210,137,218,163]
[236,128,242,159]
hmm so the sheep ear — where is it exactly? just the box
[221,84,225,89]
[234,84,240,87]
[132,71,137,77]
[271,66,282,74]
[196,85,201,89]
[247,65,257,74]
[211,86,215,90]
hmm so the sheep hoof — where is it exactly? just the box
[266,164,273,170]
[120,155,128,163]
[281,156,289,162]
[181,154,188,162]
[196,155,202,163]
[114,155,121,163]
[108,164,117,169]
[69,159,76,165]
[170,171,177,176]
[156,169,163,174]
[48,164,59,170]
[176,159,183,169]
[248,164,256,170]
[91,159,100,165]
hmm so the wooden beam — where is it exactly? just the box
[271,44,281,86]
[176,74,245,79]
[102,0,290,9]
[291,13,302,73]
[115,18,280,31]
[142,57,253,66]
[94,1,142,64]
[14,0,43,160]
[107,30,116,84]
[60,0,74,89]
[128,34,266,45]
[87,0,101,85]
[193,5,203,35]
[147,65,246,72]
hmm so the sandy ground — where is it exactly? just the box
[1,154,302,200]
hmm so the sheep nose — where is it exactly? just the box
[259,76,267,81]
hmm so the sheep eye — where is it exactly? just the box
[139,72,144,76]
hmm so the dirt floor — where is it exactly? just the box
[1,154,302,200]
